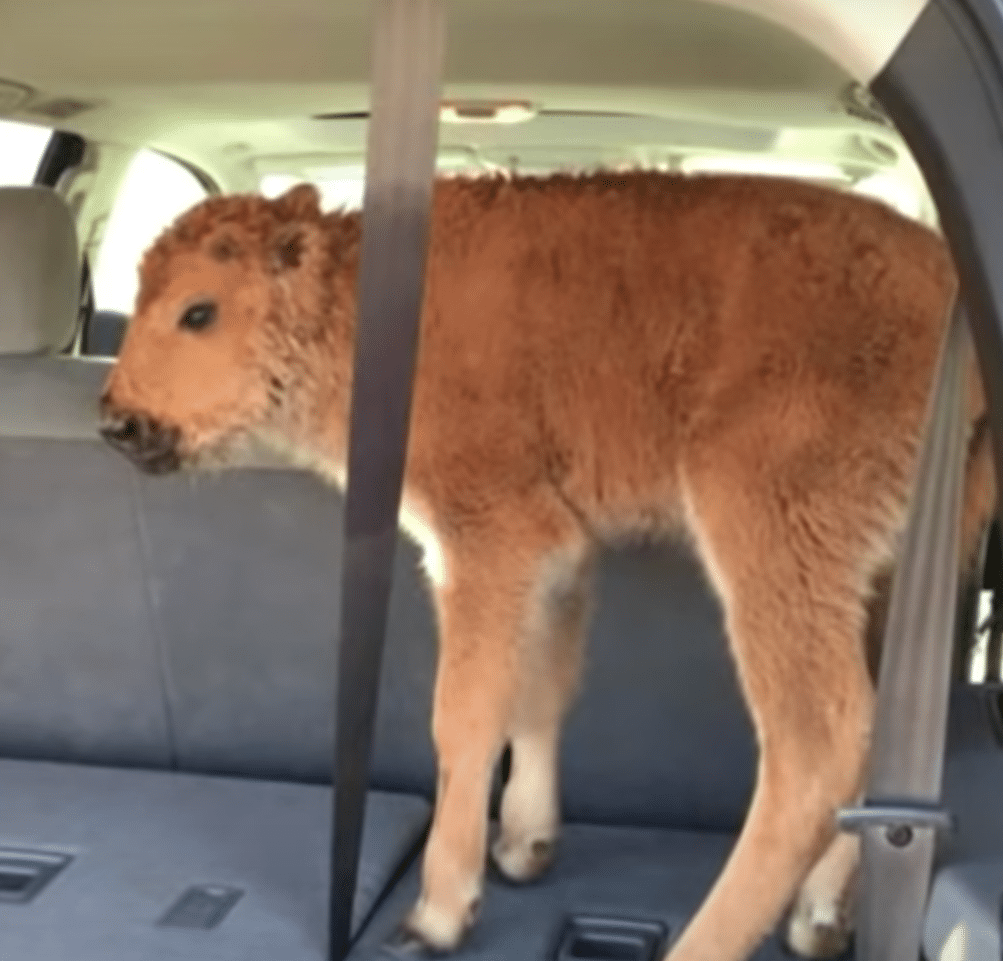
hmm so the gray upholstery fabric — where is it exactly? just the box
[0,187,78,354]
[0,333,759,829]
[0,759,429,960]
[142,469,756,827]
[0,356,106,438]
[347,821,791,961]
[563,548,754,830]
[133,464,757,828]
[132,467,439,792]
[0,425,756,828]
[0,440,172,768]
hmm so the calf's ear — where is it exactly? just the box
[269,183,322,272]
[273,183,322,222]
[272,224,306,271]
[269,220,327,274]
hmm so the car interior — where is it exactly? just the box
[2,2,1003,960]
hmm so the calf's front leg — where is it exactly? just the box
[394,513,584,953]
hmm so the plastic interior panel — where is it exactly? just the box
[923,689,1003,961]
[0,759,429,961]
[869,0,1003,949]
[872,0,1003,500]
[925,865,1002,961]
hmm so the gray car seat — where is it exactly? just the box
[0,185,430,961]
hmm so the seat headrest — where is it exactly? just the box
[0,186,79,354]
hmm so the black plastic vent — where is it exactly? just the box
[158,884,243,930]
[555,916,668,961]
[0,848,72,904]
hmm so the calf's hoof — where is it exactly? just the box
[784,894,854,959]
[385,894,481,957]
[491,833,557,884]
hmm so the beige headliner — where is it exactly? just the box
[0,1,857,146]
[707,0,926,81]
[0,1,937,241]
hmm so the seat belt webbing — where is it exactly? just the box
[840,299,971,961]
[327,3,445,959]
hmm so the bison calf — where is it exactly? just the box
[100,172,995,961]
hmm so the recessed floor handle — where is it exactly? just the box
[0,848,73,904]
[555,916,668,961]
[157,884,244,930]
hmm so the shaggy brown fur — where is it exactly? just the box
[100,172,996,961]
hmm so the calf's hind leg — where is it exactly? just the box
[493,550,594,883]
[783,572,894,959]
[668,457,877,961]
[786,830,861,958]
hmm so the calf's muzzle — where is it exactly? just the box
[99,398,182,475]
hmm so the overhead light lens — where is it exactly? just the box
[440,101,537,125]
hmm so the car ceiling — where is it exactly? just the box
[0,1,853,140]
[0,0,933,223]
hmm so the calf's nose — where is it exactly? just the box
[99,410,141,449]
[99,402,181,475]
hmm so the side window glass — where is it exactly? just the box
[0,118,52,186]
[92,149,208,316]
[260,170,365,211]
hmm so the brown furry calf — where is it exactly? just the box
[100,172,995,961]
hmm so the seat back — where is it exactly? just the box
[0,185,758,831]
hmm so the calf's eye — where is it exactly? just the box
[179,301,217,332]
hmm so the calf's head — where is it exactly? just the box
[100,183,356,473]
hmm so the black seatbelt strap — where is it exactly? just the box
[839,299,970,961]
[327,3,445,960]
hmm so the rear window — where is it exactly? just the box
[0,118,51,186]
[260,170,365,211]
[259,156,931,226]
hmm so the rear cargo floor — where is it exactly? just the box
[348,823,791,961]
[0,759,429,961]
[0,756,800,961]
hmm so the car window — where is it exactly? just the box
[0,117,52,186]
[260,169,365,211]
[260,154,931,227]
[92,149,209,315]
